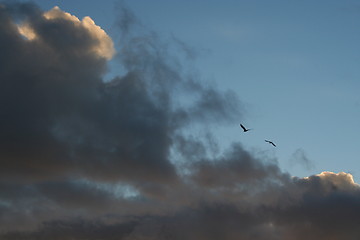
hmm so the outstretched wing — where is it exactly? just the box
[265,140,276,147]
[240,124,246,131]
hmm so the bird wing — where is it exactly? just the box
[265,140,276,147]
[240,124,246,131]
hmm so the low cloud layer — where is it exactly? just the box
[1,2,360,239]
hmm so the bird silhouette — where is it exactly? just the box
[265,140,276,147]
[240,124,251,132]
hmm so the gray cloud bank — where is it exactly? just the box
[1,2,360,239]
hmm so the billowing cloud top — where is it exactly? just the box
[17,6,115,59]
[1,2,360,240]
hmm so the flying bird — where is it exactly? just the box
[240,124,251,132]
[265,140,276,147]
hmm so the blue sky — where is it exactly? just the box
[30,0,360,181]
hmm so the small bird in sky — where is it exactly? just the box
[240,124,251,132]
[265,140,276,147]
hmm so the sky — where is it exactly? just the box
[1,0,360,239]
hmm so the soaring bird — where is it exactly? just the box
[265,140,276,147]
[240,124,251,132]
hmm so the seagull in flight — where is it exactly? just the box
[265,140,276,147]
[240,124,251,132]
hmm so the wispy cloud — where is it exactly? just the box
[290,148,315,170]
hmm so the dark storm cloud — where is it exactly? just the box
[0,180,127,231]
[189,143,283,189]
[2,219,138,240]
[5,173,360,240]
[2,2,360,240]
[0,0,240,229]
[264,172,360,239]
[0,1,241,184]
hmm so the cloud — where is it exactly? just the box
[189,143,284,189]
[289,148,315,170]
[267,172,360,239]
[0,2,181,185]
[3,171,360,240]
[1,2,360,240]
[17,5,115,59]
